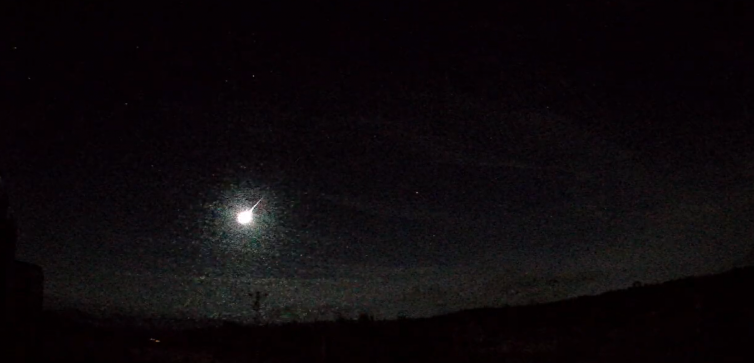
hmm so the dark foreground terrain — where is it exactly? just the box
[34,267,754,363]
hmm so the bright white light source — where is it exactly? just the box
[236,198,263,225]
[237,210,253,225]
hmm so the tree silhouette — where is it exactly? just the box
[248,291,269,325]
[1,176,18,264]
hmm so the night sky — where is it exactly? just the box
[2,1,753,322]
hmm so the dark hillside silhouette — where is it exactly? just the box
[2,176,45,363]
[36,266,754,363]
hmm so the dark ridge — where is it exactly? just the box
[37,266,754,362]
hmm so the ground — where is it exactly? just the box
[31,266,754,363]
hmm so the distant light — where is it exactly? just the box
[237,210,253,225]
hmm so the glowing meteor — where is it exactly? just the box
[237,210,253,224]
[236,198,263,225]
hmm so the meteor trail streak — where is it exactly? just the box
[237,198,263,225]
